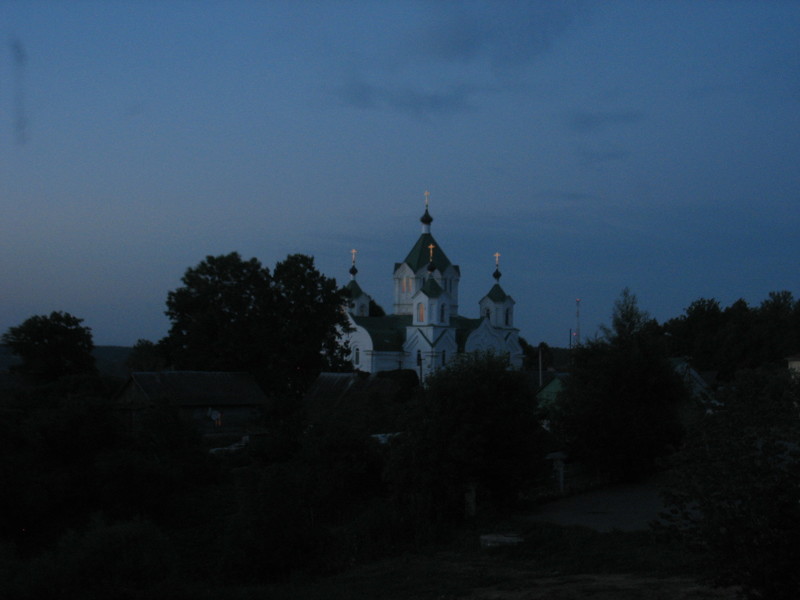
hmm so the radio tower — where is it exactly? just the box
[575,298,581,346]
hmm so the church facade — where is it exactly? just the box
[343,195,523,380]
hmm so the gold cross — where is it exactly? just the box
[350,248,357,265]
[494,251,501,267]
[424,190,430,208]
[428,243,436,262]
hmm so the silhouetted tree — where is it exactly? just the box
[125,338,169,372]
[2,311,95,381]
[388,353,546,524]
[162,252,349,395]
[662,367,800,599]
[552,289,687,480]
[664,291,800,380]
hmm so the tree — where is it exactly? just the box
[2,311,95,381]
[162,252,350,395]
[164,252,274,372]
[125,339,169,372]
[387,353,547,524]
[551,289,687,480]
[661,368,800,599]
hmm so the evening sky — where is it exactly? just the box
[1,1,798,347]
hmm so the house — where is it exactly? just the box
[343,193,523,380]
[116,371,268,435]
[303,370,418,433]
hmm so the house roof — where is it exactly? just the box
[303,371,418,429]
[125,371,268,407]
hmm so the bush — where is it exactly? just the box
[661,368,800,598]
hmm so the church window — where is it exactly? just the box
[354,347,360,365]
[402,277,414,293]
[359,303,367,316]
[484,308,490,320]
[417,302,425,322]
[440,303,446,323]
[442,350,446,365]
[505,308,511,326]
[416,349,422,365]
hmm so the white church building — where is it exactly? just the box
[343,194,523,380]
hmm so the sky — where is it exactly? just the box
[1,1,798,348]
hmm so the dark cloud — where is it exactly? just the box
[421,2,580,70]
[567,110,644,134]
[339,78,489,116]
[337,2,581,115]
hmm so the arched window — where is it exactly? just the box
[505,308,511,326]
[359,303,367,316]
[354,347,360,365]
[440,303,446,323]
[416,349,422,365]
[484,308,490,320]
[441,350,446,366]
[417,302,425,322]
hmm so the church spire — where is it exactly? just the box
[427,243,436,275]
[349,248,358,280]
[493,251,502,282]
[420,190,433,233]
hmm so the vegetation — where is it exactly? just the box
[550,289,688,481]
[1,311,95,381]
[664,291,800,380]
[161,252,350,394]
[387,353,549,528]
[660,367,800,599]
[2,281,799,598]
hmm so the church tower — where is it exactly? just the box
[392,191,460,316]
[478,252,515,328]
[344,249,371,317]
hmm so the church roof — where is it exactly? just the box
[451,316,483,351]
[353,314,482,353]
[419,276,444,298]
[401,233,454,273]
[485,283,509,303]
[352,314,412,351]
[345,279,367,298]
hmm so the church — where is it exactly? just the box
[343,193,523,380]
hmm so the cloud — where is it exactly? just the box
[335,2,581,115]
[339,78,489,116]
[566,110,644,134]
[420,1,579,70]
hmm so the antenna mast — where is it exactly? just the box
[575,298,581,346]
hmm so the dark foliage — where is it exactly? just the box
[2,311,95,381]
[664,291,800,379]
[661,368,800,599]
[162,252,350,396]
[551,289,688,481]
[386,353,547,526]
[125,338,170,372]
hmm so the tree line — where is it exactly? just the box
[2,250,799,598]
